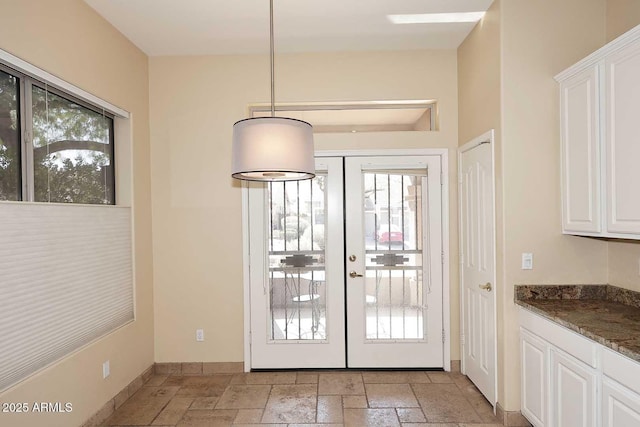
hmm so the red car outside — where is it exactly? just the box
[376,224,403,243]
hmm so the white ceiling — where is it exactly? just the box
[84,0,494,56]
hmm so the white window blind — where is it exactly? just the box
[0,203,133,392]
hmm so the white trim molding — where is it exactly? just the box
[0,48,129,118]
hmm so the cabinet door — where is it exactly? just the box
[560,65,602,234]
[602,377,640,427]
[605,41,640,235]
[521,329,548,427]
[550,349,597,427]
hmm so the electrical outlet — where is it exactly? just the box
[196,329,204,342]
[102,360,110,379]
[522,253,533,270]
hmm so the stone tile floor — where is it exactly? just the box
[102,370,506,427]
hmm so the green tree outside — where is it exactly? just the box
[0,70,114,204]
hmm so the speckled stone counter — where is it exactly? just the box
[515,285,640,362]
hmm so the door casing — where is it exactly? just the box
[458,130,498,406]
[242,148,450,372]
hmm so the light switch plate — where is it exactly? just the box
[103,360,110,379]
[196,329,204,342]
[522,253,533,270]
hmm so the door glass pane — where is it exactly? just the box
[267,175,327,340]
[31,85,114,204]
[0,70,21,201]
[364,171,426,340]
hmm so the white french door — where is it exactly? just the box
[345,156,444,367]
[248,157,345,369]
[247,154,445,369]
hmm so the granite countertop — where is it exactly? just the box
[515,285,640,362]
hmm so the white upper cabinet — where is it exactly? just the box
[605,41,640,235]
[559,65,602,234]
[556,25,640,239]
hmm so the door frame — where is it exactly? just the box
[242,148,450,372]
[458,130,498,405]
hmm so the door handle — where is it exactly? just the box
[479,282,492,291]
[349,271,363,278]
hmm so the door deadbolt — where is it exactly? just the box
[349,255,356,262]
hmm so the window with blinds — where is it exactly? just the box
[0,50,133,393]
[0,203,134,392]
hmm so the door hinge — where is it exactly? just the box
[461,334,465,346]
[441,251,445,265]
[442,329,446,343]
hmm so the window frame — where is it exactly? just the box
[249,100,438,133]
[0,63,25,201]
[0,62,116,204]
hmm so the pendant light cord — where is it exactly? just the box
[270,0,275,117]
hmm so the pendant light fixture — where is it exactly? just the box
[231,0,315,181]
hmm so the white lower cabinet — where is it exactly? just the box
[521,329,548,426]
[519,308,640,427]
[601,346,640,426]
[550,349,597,427]
[601,378,640,426]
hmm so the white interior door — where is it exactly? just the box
[345,156,444,368]
[248,157,345,368]
[459,133,497,405]
[248,154,446,369]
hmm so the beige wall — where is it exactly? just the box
[457,0,501,146]
[458,0,640,413]
[609,241,640,290]
[606,0,640,41]
[149,50,461,363]
[499,0,608,410]
[459,0,611,412]
[457,0,505,403]
[0,1,153,426]
[3,1,636,424]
